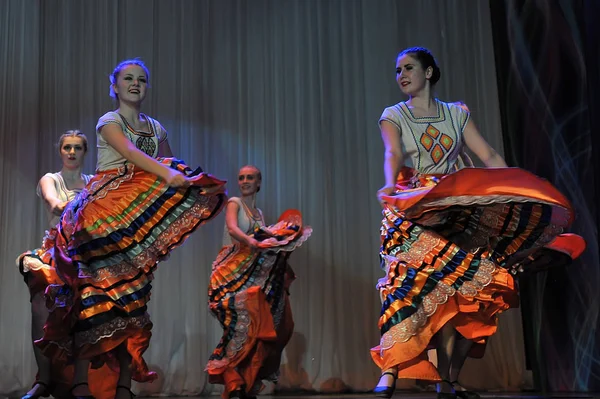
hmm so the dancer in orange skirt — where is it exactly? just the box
[18,131,118,399]
[34,59,227,399]
[371,47,585,399]
[206,165,312,399]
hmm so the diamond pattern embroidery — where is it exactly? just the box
[440,134,453,150]
[431,144,444,164]
[426,125,440,139]
[419,124,454,165]
[420,134,434,151]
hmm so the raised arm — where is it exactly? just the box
[225,201,259,249]
[38,176,68,216]
[377,120,404,203]
[100,124,188,187]
[463,119,507,168]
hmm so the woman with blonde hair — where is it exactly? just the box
[34,59,227,399]
[18,131,118,399]
[206,165,311,399]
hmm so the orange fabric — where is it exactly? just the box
[207,210,307,397]
[45,364,119,399]
[37,161,226,383]
[68,166,225,263]
[77,323,156,382]
[39,231,157,382]
[372,165,584,383]
[40,295,156,384]
[19,228,63,300]
[208,289,295,398]
[209,247,260,304]
[545,233,586,259]
[207,287,277,380]
[21,246,120,398]
[383,167,574,222]
[371,267,517,380]
[223,368,245,395]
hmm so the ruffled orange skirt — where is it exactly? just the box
[206,210,311,397]
[18,230,119,399]
[371,167,585,381]
[18,229,63,299]
[35,158,226,382]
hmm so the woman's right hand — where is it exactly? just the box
[246,237,260,249]
[377,185,396,205]
[52,201,69,216]
[164,169,191,188]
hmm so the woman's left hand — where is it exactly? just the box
[377,185,395,205]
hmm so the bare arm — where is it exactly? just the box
[225,201,259,248]
[38,176,68,216]
[100,124,188,186]
[463,119,507,167]
[377,121,404,202]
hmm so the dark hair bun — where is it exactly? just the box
[397,47,441,85]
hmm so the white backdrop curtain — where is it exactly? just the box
[0,0,531,396]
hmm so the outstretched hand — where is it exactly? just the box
[164,170,191,188]
[376,185,395,206]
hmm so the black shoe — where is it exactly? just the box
[22,381,53,399]
[373,371,397,398]
[228,389,247,399]
[436,380,457,399]
[452,381,480,399]
[69,382,96,399]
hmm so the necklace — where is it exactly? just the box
[241,200,261,221]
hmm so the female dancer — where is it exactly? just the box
[34,59,227,399]
[18,131,117,399]
[206,165,311,399]
[371,47,585,398]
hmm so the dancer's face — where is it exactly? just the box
[396,54,432,96]
[112,64,148,105]
[60,137,86,169]
[238,167,261,196]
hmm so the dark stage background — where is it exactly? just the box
[490,0,600,392]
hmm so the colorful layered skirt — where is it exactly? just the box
[206,210,312,396]
[19,228,63,299]
[370,167,585,381]
[35,158,227,382]
[18,230,120,399]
